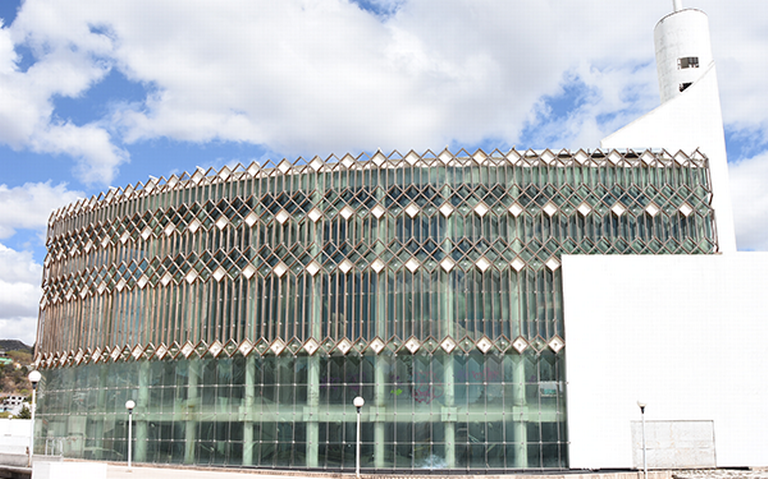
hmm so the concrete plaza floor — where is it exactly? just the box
[106,464,320,478]
[103,465,768,479]
[103,464,669,479]
[4,459,768,479]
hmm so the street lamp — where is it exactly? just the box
[353,396,365,478]
[637,401,647,479]
[125,399,136,470]
[27,370,41,467]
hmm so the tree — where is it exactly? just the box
[15,405,31,419]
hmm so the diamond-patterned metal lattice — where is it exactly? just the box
[439,203,454,217]
[269,338,286,355]
[611,203,626,216]
[508,202,524,217]
[209,340,223,357]
[476,336,493,354]
[405,258,420,273]
[368,337,385,354]
[303,338,319,355]
[180,341,195,358]
[336,338,353,355]
[38,149,717,365]
[405,203,420,218]
[371,204,386,219]
[646,202,661,217]
[308,208,323,223]
[548,336,565,353]
[404,337,421,354]
[338,259,353,274]
[545,257,561,271]
[512,336,528,354]
[340,205,355,220]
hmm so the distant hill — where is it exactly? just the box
[0,340,32,353]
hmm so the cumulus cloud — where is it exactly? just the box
[0,182,84,348]
[0,182,84,239]
[0,244,41,345]
[730,151,768,251]
[0,245,39,312]
[0,19,15,74]
[1,0,767,192]
[0,182,83,344]
[0,318,37,347]
[31,123,130,185]
[0,7,127,185]
[3,1,667,165]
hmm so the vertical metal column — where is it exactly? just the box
[513,356,528,468]
[441,182,456,469]
[96,366,109,460]
[184,359,199,464]
[373,182,386,469]
[136,361,149,463]
[243,355,255,466]
[443,355,455,468]
[306,185,322,468]
[306,356,320,468]
[373,355,387,469]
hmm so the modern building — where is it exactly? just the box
[1,395,27,415]
[30,2,768,472]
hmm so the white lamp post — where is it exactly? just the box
[125,399,136,470]
[637,401,647,479]
[353,396,365,478]
[27,370,41,467]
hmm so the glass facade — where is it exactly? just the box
[34,149,717,471]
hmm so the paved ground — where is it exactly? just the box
[107,464,313,478]
[104,467,768,479]
[674,471,768,479]
[5,461,768,479]
[103,465,659,479]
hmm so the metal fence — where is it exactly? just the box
[631,420,715,469]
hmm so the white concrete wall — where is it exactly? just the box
[32,461,106,479]
[0,418,30,454]
[563,253,768,469]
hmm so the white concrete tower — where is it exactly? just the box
[654,5,713,103]
[602,1,736,252]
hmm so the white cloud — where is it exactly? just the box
[0,19,16,74]
[730,151,768,251]
[0,8,128,185]
[1,0,767,188]
[0,318,37,347]
[0,182,83,345]
[706,2,768,130]
[3,1,667,162]
[0,244,41,345]
[0,182,84,239]
[31,123,130,186]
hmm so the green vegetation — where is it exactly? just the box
[0,345,34,409]
[0,340,32,354]
[15,405,31,419]
[5,349,32,364]
[0,360,32,396]
[0,345,34,419]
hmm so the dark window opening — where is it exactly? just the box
[679,82,693,92]
[678,56,699,69]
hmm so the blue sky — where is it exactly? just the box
[1,0,767,344]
